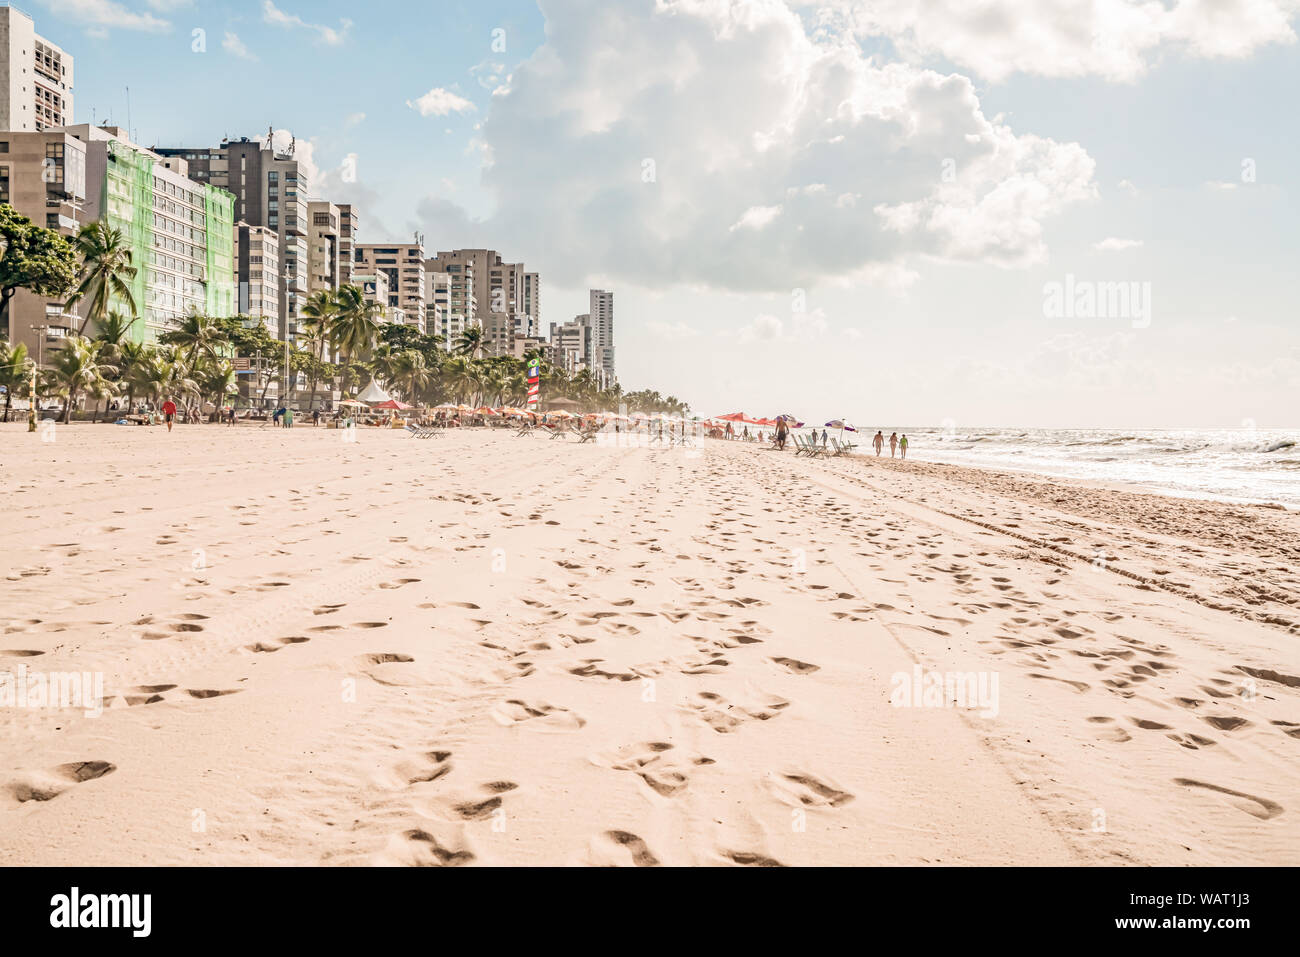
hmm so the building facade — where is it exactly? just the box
[589,288,615,384]
[3,125,234,355]
[424,248,536,356]
[155,136,310,342]
[354,242,425,333]
[235,221,279,333]
[337,203,359,285]
[306,200,340,295]
[0,7,73,133]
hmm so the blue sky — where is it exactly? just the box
[39,0,1300,427]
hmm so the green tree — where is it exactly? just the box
[454,324,484,358]
[330,284,382,396]
[42,335,117,423]
[68,221,138,336]
[0,205,79,333]
[0,339,32,422]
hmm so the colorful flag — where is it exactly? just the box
[527,359,540,409]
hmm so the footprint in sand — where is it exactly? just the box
[376,750,454,789]
[6,761,116,804]
[356,652,414,665]
[379,828,475,866]
[590,742,714,798]
[764,770,855,808]
[770,656,820,675]
[490,699,586,731]
[378,578,421,590]
[588,830,661,867]
[1174,778,1283,820]
[243,636,310,654]
[684,689,790,733]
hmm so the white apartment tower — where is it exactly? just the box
[0,7,73,132]
[589,289,615,384]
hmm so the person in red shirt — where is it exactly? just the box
[161,398,177,432]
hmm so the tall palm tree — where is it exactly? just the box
[43,335,117,422]
[330,284,382,396]
[454,324,485,358]
[389,350,431,403]
[115,339,148,412]
[0,340,32,422]
[69,222,138,336]
[199,360,238,417]
[165,312,226,374]
[299,289,339,409]
[127,346,197,410]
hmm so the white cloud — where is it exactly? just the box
[729,205,782,232]
[804,0,1299,82]
[262,1,352,46]
[1205,180,1240,190]
[407,88,477,117]
[417,0,1096,292]
[343,112,366,129]
[42,0,169,32]
[1092,237,1143,251]
[738,314,786,343]
[222,32,256,61]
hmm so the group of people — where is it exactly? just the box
[869,430,908,458]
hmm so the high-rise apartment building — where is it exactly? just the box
[423,253,475,345]
[0,7,73,133]
[352,270,391,320]
[589,289,615,384]
[235,222,279,333]
[522,271,540,329]
[354,242,425,333]
[2,125,234,356]
[549,315,591,375]
[155,136,311,340]
[424,248,535,356]
[337,204,359,285]
[306,200,340,294]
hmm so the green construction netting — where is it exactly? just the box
[204,186,234,317]
[104,141,153,344]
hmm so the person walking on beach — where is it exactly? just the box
[312,409,321,427]
[889,432,898,457]
[774,418,788,450]
[899,434,908,459]
[821,428,828,448]
[283,407,294,429]
[161,397,177,432]
[873,430,884,455]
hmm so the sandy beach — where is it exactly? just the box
[0,422,1296,866]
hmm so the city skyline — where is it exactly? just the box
[21,0,1300,426]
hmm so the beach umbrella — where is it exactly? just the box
[474,406,497,415]
[372,399,412,410]
[717,411,747,422]
[338,399,367,407]
[825,418,856,442]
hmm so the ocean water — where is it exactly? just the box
[848,427,1300,508]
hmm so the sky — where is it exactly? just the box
[38,0,1300,428]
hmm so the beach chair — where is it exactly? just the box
[515,421,537,437]
[404,424,435,439]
